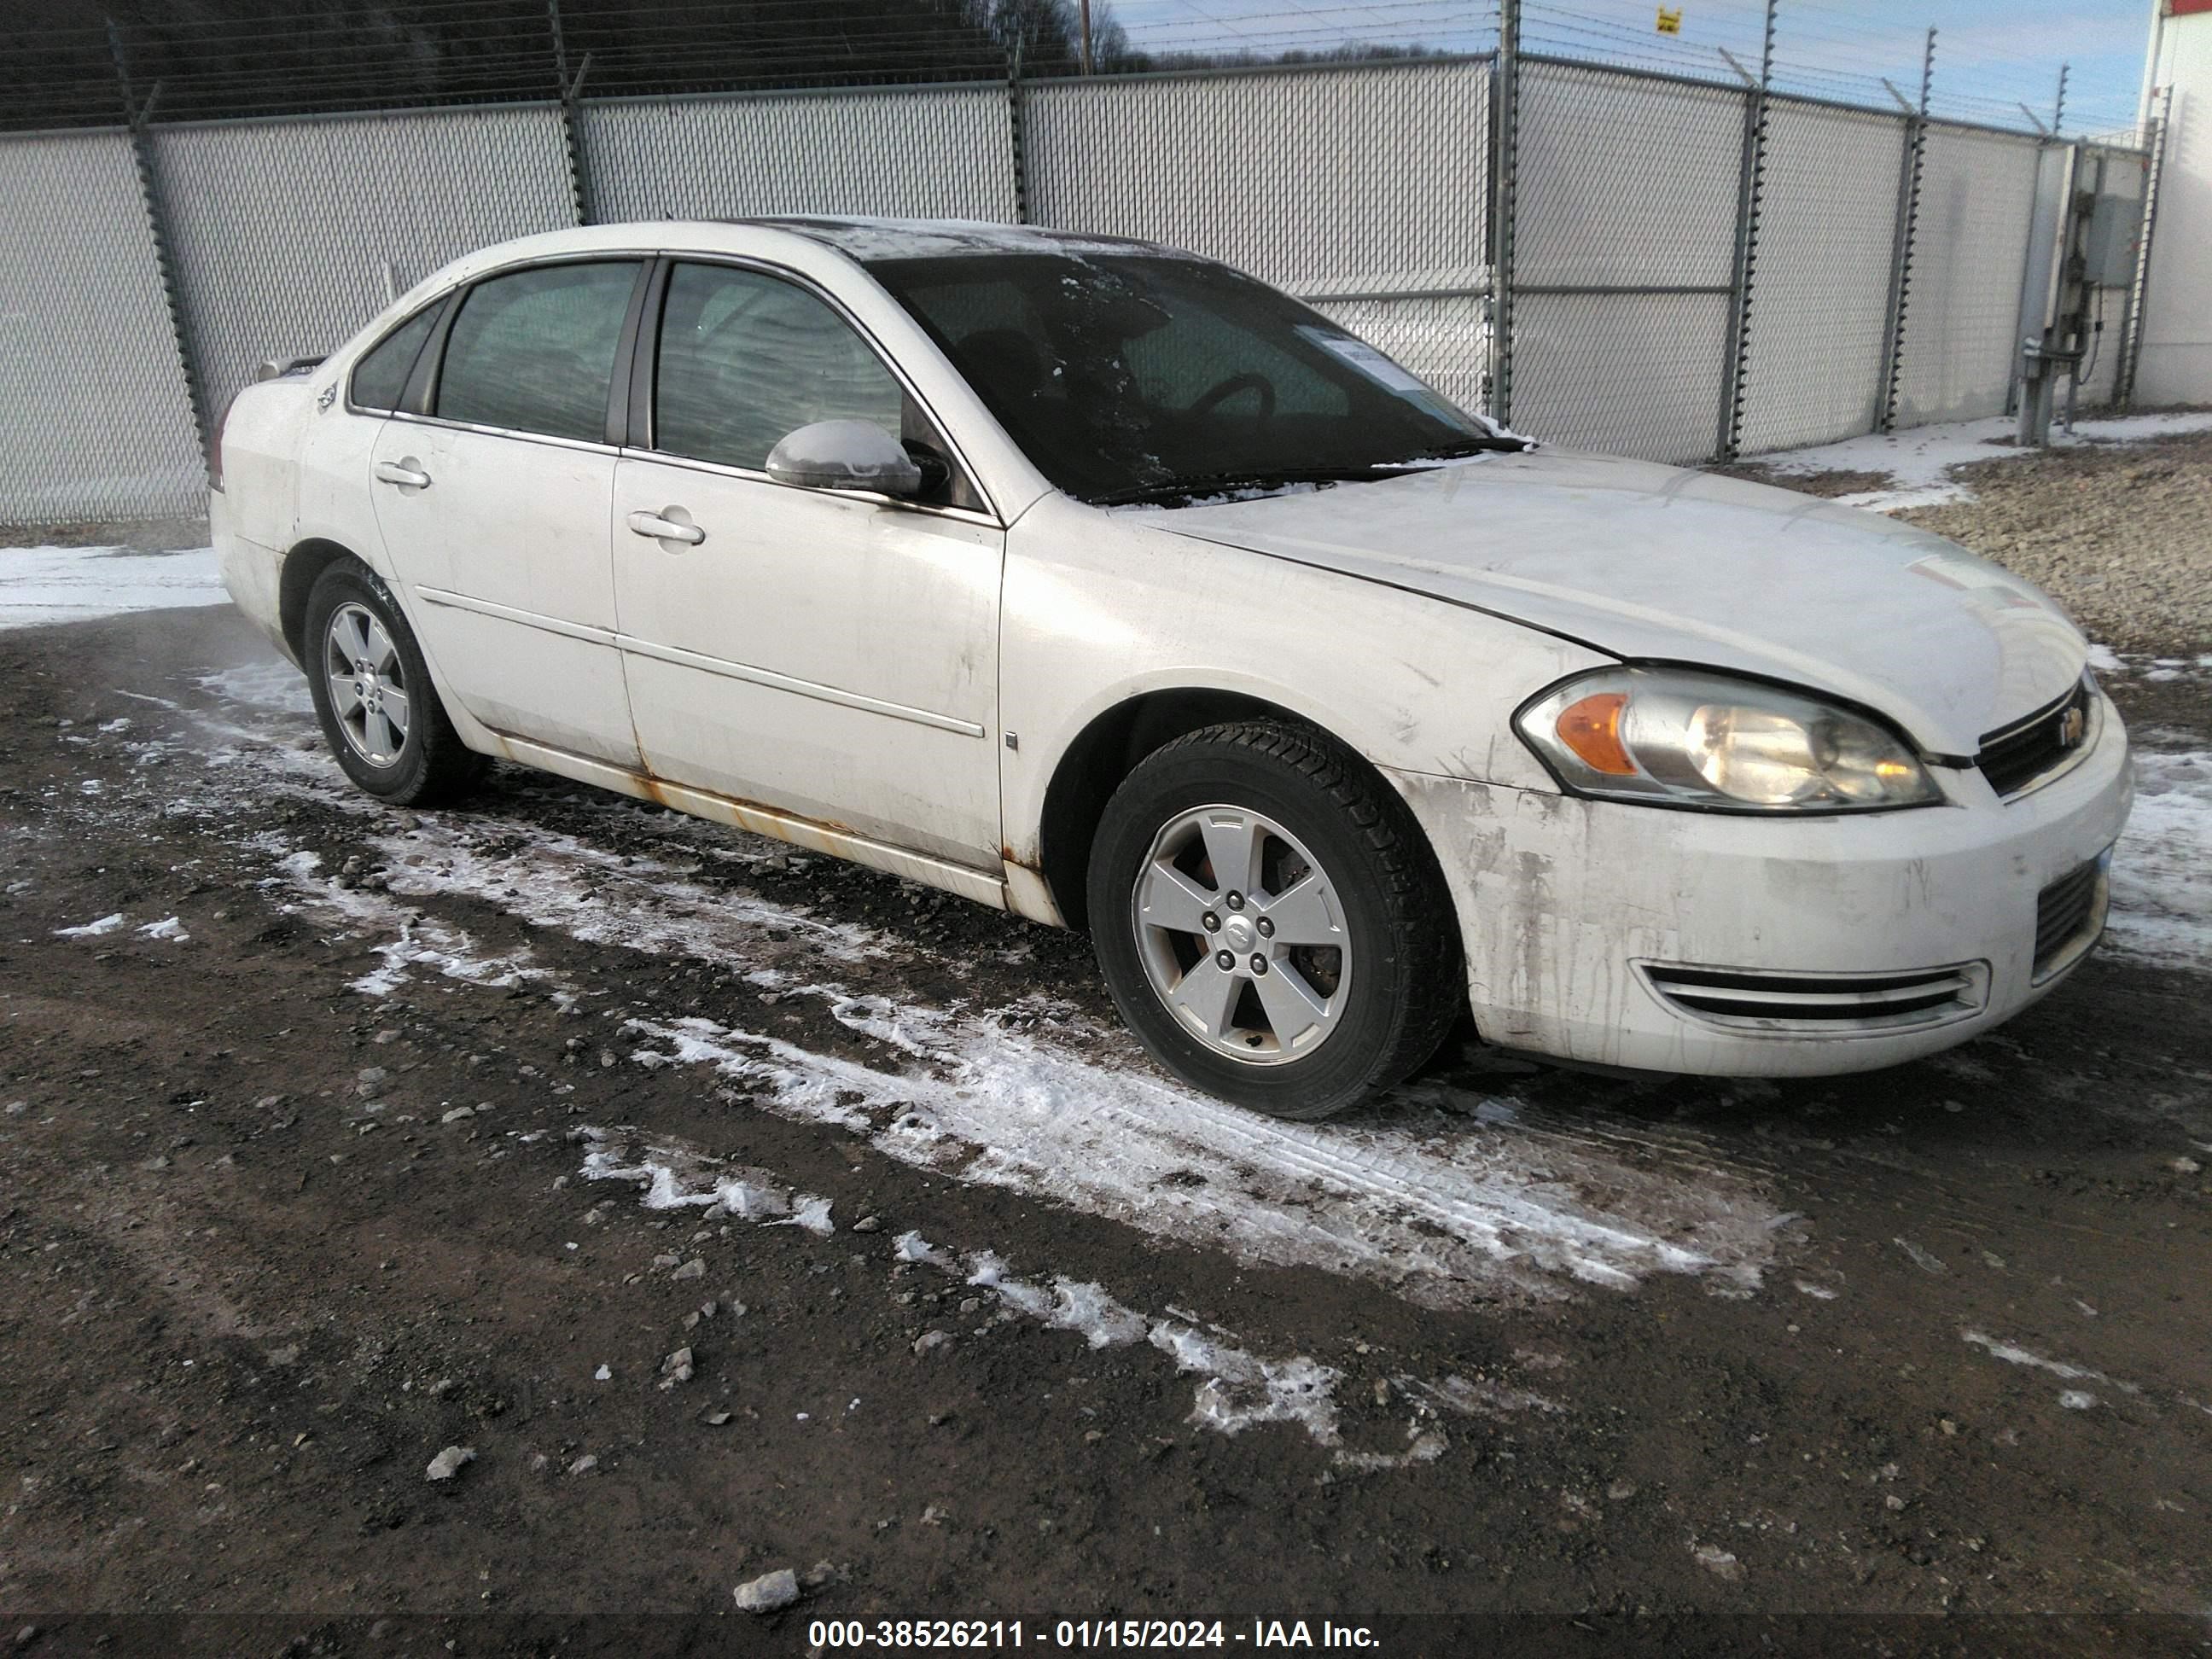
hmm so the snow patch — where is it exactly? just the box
[0,545,225,630]
[195,661,314,715]
[2110,752,2212,973]
[1148,1324,1343,1444]
[1746,410,2212,512]
[137,916,189,941]
[205,686,1783,1311]
[54,912,125,938]
[1402,1374,1568,1419]
[576,1128,835,1237]
[1963,1329,2140,1410]
[579,1139,1355,1452]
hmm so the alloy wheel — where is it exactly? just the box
[323,601,410,768]
[1130,804,1353,1065]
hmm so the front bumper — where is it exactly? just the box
[1389,692,2134,1076]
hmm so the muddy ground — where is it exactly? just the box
[3,469,2210,1656]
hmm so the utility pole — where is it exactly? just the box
[1079,0,1094,75]
[2052,61,2068,135]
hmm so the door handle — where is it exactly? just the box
[373,460,431,489]
[627,508,705,546]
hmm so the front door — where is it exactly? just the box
[368,258,645,768]
[611,259,1004,870]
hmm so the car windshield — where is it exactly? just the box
[862,251,1513,505]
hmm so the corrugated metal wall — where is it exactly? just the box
[0,130,204,524]
[579,84,1017,223]
[150,104,578,434]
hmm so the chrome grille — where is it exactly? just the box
[2032,858,2107,980]
[1979,679,2093,798]
[1642,961,1986,1034]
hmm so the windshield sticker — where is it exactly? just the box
[1296,326,1429,393]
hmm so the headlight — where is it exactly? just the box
[1515,667,1943,812]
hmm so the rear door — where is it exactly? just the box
[368,258,647,768]
[610,259,1004,869]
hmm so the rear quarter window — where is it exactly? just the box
[349,305,441,412]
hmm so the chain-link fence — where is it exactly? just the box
[0,47,2163,524]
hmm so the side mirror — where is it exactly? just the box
[764,420,923,498]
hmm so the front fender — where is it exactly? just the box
[999,496,1610,872]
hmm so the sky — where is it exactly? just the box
[1109,0,2154,137]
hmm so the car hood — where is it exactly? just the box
[1153,448,2087,757]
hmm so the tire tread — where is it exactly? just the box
[1092,718,1463,1118]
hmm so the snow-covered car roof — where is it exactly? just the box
[733,215,1187,263]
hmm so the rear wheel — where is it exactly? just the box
[302,562,485,806]
[1087,720,1463,1119]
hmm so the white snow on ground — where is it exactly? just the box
[573,1132,1461,1464]
[124,655,2209,1325]
[1750,410,2212,512]
[53,912,125,938]
[1962,1330,2144,1415]
[2110,752,2212,973]
[196,661,313,713]
[2097,651,2212,686]
[224,778,1784,1309]
[0,545,224,629]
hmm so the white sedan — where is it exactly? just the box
[212,218,2132,1119]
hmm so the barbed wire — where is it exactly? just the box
[0,0,2139,137]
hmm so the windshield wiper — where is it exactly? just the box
[1091,465,1407,508]
[1401,433,1533,461]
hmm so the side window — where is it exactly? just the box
[349,304,440,412]
[435,261,641,442]
[654,263,905,472]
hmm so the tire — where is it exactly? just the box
[1086,719,1463,1120]
[301,561,486,806]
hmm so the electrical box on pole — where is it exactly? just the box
[2014,143,2150,446]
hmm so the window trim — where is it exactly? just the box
[628,253,1003,527]
[343,292,453,418]
[384,253,655,447]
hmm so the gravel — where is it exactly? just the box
[733,1568,800,1614]
[1735,424,2212,654]
[424,1445,475,1482]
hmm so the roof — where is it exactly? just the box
[731,215,1184,263]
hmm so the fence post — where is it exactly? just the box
[548,0,592,224]
[1877,29,1936,434]
[1007,42,1030,224]
[1714,0,1775,462]
[2115,85,2171,408]
[1488,0,1520,427]
[106,16,210,474]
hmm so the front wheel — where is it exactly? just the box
[302,561,485,806]
[1086,720,1463,1119]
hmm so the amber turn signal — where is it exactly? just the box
[1555,692,1638,776]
